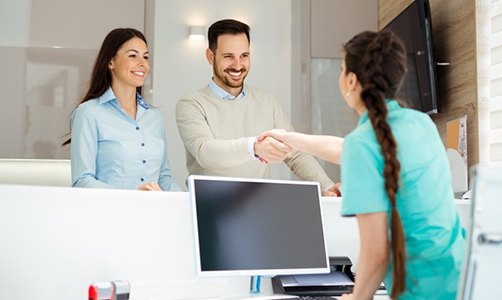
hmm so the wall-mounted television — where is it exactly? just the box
[384,0,438,114]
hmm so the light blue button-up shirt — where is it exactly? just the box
[71,87,180,191]
[208,79,246,100]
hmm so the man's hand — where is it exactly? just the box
[323,182,341,197]
[258,129,288,144]
[254,136,294,164]
[138,182,162,191]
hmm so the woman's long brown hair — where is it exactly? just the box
[61,28,147,146]
[343,30,407,299]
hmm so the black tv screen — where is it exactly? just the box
[384,0,438,114]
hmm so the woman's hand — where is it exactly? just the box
[138,182,162,191]
[258,129,289,145]
[254,136,294,164]
[339,293,353,299]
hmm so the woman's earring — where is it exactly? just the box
[346,90,351,97]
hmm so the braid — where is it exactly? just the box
[364,92,406,299]
[346,30,407,298]
[365,31,406,299]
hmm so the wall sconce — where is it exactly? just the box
[188,26,205,40]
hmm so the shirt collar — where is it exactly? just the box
[136,92,149,109]
[358,99,400,126]
[208,79,246,100]
[98,87,150,110]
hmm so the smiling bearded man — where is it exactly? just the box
[175,19,337,195]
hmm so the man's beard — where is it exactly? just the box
[213,65,248,89]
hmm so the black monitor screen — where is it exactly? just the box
[188,176,329,276]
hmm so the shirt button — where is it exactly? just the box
[142,160,146,164]
[141,143,145,146]
[140,178,144,182]
[136,126,140,130]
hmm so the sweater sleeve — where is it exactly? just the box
[176,94,253,170]
[271,97,336,191]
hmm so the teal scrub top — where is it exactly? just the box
[341,100,465,299]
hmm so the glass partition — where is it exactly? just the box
[311,58,358,182]
[0,0,145,159]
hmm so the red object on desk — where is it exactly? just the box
[88,282,114,300]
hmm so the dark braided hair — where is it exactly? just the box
[343,30,407,299]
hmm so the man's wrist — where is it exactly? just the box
[248,137,259,160]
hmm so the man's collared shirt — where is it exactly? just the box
[208,79,246,100]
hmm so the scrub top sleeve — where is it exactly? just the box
[340,135,390,216]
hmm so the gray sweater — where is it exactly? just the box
[176,85,335,191]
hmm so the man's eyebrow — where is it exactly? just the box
[220,52,249,56]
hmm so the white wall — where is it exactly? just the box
[150,0,293,189]
[0,1,31,158]
[0,1,31,47]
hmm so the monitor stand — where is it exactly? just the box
[220,276,298,300]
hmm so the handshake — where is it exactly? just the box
[254,128,343,197]
[254,129,293,164]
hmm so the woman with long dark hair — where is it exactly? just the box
[260,30,464,299]
[63,28,179,191]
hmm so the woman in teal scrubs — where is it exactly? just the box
[259,30,464,299]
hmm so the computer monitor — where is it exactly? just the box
[188,175,330,277]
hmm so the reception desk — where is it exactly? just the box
[0,185,470,299]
